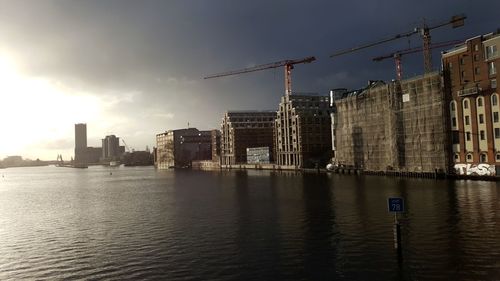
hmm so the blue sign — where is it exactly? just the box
[388,197,404,213]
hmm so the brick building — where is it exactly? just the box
[220,111,276,165]
[442,31,499,175]
[155,128,212,169]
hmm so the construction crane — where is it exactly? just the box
[373,39,464,80]
[122,139,132,153]
[330,14,466,73]
[418,14,466,72]
[204,56,316,96]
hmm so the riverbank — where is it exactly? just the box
[191,161,499,180]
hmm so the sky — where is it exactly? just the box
[0,0,499,160]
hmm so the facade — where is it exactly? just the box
[275,94,332,168]
[155,128,212,169]
[220,111,276,165]
[2,156,23,166]
[102,135,121,161]
[211,130,221,164]
[74,123,87,164]
[122,151,154,166]
[334,74,448,173]
[86,147,102,164]
[442,31,500,176]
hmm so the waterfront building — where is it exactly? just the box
[2,156,23,166]
[275,94,332,168]
[122,151,154,166]
[211,130,221,164]
[220,111,276,165]
[442,31,500,175]
[333,74,448,174]
[101,135,123,161]
[74,123,87,164]
[329,88,349,159]
[155,128,212,169]
[86,147,102,164]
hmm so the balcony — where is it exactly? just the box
[457,86,482,97]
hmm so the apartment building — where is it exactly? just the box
[275,94,332,168]
[442,31,499,174]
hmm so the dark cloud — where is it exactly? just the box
[1,0,499,150]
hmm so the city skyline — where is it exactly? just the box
[1,0,499,160]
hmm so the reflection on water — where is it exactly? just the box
[0,166,499,280]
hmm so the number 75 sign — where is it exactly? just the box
[388,197,405,213]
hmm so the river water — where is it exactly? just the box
[0,166,499,280]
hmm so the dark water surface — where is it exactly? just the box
[0,166,499,280]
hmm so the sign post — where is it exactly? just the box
[388,197,404,262]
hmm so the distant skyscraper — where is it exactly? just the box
[102,135,121,161]
[74,123,87,164]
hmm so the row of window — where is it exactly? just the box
[451,94,498,111]
[457,112,500,127]
[455,152,500,162]
[463,128,500,141]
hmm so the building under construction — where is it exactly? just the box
[220,111,276,165]
[333,72,449,174]
[275,94,332,168]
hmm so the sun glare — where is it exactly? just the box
[0,55,102,159]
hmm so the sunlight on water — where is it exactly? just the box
[0,166,499,280]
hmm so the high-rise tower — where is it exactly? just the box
[74,123,87,164]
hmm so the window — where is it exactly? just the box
[461,71,466,79]
[486,45,498,60]
[480,130,485,140]
[480,153,487,163]
[474,54,480,61]
[496,153,500,161]
[475,67,480,75]
[496,128,500,139]
[479,114,484,124]
[460,57,465,65]
[474,44,479,51]
[452,117,457,127]
[493,94,498,106]
[489,62,497,76]
[466,132,471,141]
[454,153,460,161]
[477,97,483,107]
[492,79,497,89]
[452,130,459,144]
[466,153,473,161]
[448,62,453,69]
[465,115,470,125]
[450,101,456,111]
[494,112,499,123]
[464,99,469,109]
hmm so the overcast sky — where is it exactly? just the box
[0,0,498,160]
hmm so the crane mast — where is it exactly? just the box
[204,56,316,96]
[330,14,466,74]
[372,39,463,80]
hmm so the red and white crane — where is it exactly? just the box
[330,14,466,74]
[204,56,316,96]
[372,39,464,80]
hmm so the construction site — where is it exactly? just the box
[333,72,449,175]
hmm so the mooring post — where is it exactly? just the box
[388,197,404,263]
